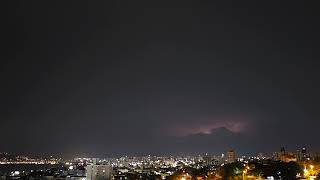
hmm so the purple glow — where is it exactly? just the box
[168,118,250,136]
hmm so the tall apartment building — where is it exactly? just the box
[86,159,112,180]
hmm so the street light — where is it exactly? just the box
[243,169,247,180]
[242,165,250,180]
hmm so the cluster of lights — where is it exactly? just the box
[304,164,318,180]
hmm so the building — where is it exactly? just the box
[203,154,212,166]
[212,158,220,166]
[301,147,311,161]
[296,150,303,162]
[272,148,297,162]
[280,153,297,162]
[227,150,236,163]
[272,152,280,161]
[86,159,112,180]
[280,147,286,157]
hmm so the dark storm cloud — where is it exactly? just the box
[1,1,320,157]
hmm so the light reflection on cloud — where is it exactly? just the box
[169,119,249,136]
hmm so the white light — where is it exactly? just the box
[267,176,274,180]
[69,166,74,170]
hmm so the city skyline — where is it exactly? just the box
[1,147,319,179]
[0,146,317,162]
[2,1,320,158]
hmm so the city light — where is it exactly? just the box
[1,148,320,179]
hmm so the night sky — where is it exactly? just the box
[2,1,320,158]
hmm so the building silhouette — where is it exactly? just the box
[227,150,236,163]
